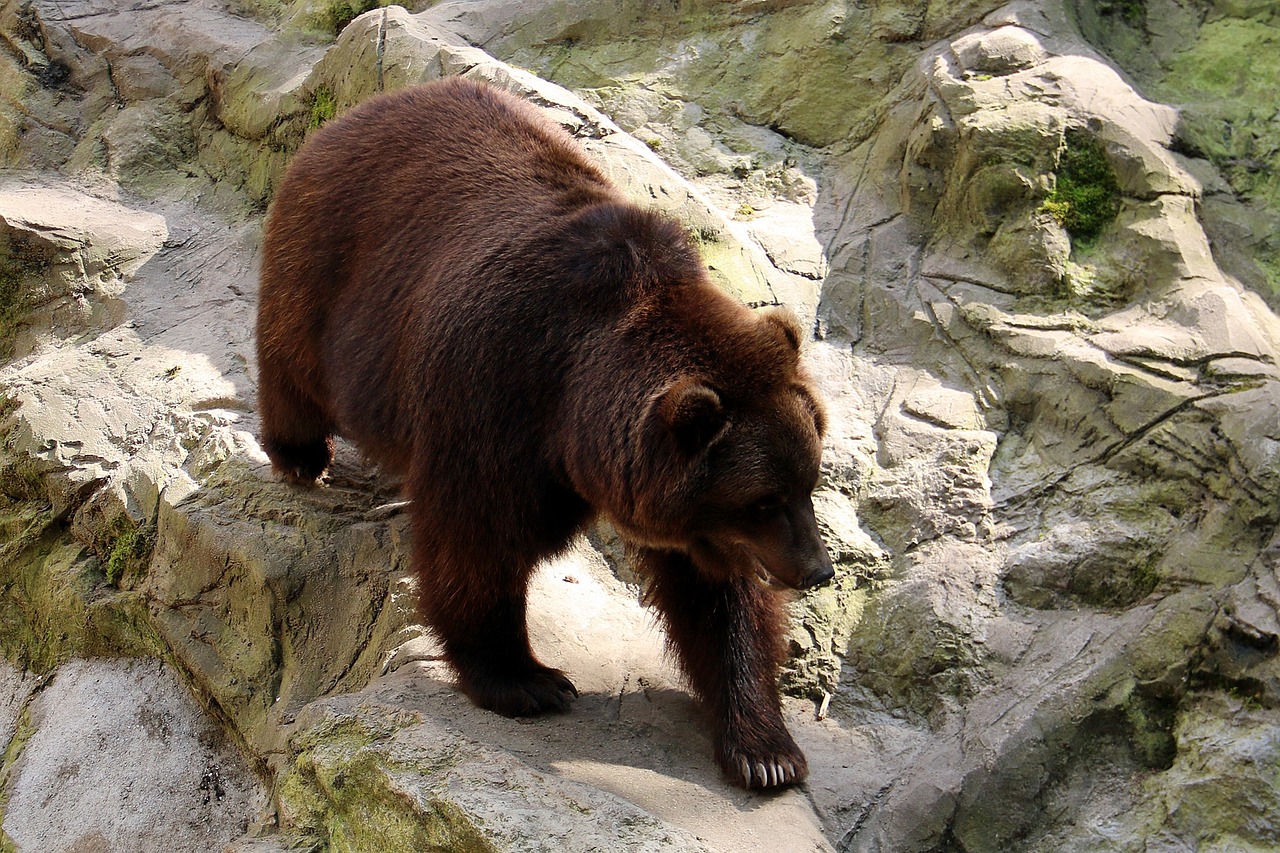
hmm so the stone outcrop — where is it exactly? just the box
[1,658,265,850]
[0,0,1277,851]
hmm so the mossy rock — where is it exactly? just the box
[841,579,989,721]
[0,440,165,672]
[0,537,166,673]
[98,514,155,589]
[1080,0,1280,303]
[318,0,386,37]
[0,51,30,168]
[500,0,929,149]
[0,241,44,364]
[1042,129,1122,244]
[308,85,339,130]
[280,709,509,853]
[1154,17,1280,204]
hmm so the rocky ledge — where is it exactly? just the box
[0,0,1277,851]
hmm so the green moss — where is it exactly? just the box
[681,5,907,148]
[281,713,499,853]
[1068,550,1161,609]
[1096,0,1146,27]
[0,446,52,572]
[0,537,91,674]
[1091,8,1280,305]
[1041,130,1122,243]
[308,86,338,131]
[0,52,28,169]
[1132,694,1280,849]
[320,0,380,37]
[842,587,989,723]
[1121,689,1177,767]
[508,1,915,149]
[0,707,34,782]
[0,458,43,508]
[324,754,454,852]
[0,257,28,363]
[1151,16,1280,255]
[0,437,165,670]
[0,230,53,363]
[100,515,154,589]
[1256,251,1280,304]
[0,529,165,673]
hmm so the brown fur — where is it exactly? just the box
[256,77,832,789]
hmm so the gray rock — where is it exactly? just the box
[0,182,167,357]
[950,26,1049,76]
[0,661,38,750]
[282,695,714,853]
[1,657,265,852]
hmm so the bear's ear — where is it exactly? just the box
[760,307,803,355]
[655,378,729,456]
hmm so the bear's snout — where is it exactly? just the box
[782,496,834,591]
[735,494,835,591]
[797,555,835,590]
[751,534,834,591]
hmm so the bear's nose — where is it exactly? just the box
[799,561,835,590]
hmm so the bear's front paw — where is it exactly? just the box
[718,733,808,790]
[465,665,579,717]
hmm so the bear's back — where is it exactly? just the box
[267,78,616,278]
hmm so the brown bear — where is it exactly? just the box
[256,77,833,790]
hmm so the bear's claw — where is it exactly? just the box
[721,737,808,790]
[735,754,804,788]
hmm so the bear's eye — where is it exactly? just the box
[748,494,785,517]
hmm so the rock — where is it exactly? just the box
[3,327,246,516]
[2,0,1280,851]
[280,543,833,853]
[1042,693,1280,851]
[744,200,830,282]
[1,657,265,852]
[99,100,198,190]
[279,694,715,853]
[109,53,180,102]
[901,378,988,431]
[0,182,167,357]
[1077,0,1280,309]
[284,696,716,850]
[950,26,1049,75]
[1004,518,1164,609]
[144,454,420,764]
[0,661,37,746]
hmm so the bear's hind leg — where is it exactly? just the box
[419,538,577,717]
[639,548,806,790]
[257,362,334,484]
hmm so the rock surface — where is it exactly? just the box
[0,0,1278,851]
[1,657,265,852]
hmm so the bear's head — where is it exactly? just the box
[626,308,834,591]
